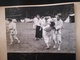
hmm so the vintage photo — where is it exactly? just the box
[5,4,76,53]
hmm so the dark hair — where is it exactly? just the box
[50,21,55,27]
[8,19,12,22]
[57,13,62,17]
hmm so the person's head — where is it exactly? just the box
[45,17,49,22]
[41,16,44,19]
[12,19,17,23]
[8,19,12,22]
[36,15,40,19]
[56,13,62,20]
[50,21,55,27]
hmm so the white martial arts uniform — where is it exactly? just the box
[8,21,20,44]
[41,18,52,48]
[52,18,63,50]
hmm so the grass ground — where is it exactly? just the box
[6,22,76,53]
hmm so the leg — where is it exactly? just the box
[13,34,20,43]
[9,33,14,45]
[44,36,50,49]
[38,26,43,40]
[52,32,57,48]
[43,30,50,49]
[35,26,39,40]
[57,34,62,50]
[45,38,50,49]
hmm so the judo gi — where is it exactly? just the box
[52,17,63,50]
[8,19,20,44]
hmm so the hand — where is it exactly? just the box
[52,27,55,29]
[56,29,60,31]
[39,28,41,31]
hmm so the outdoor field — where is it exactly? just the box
[6,22,76,53]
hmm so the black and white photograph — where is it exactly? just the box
[5,4,76,53]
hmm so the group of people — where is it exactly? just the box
[7,13,63,51]
[33,13,63,50]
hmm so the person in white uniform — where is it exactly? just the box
[41,16,55,49]
[52,13,63,50]
[8,19,20,45]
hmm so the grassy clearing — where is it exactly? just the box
[7,22,76,53]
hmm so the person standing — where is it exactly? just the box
[42,17,53,49]
[8,19,20,45]
[52,13,63,50]
[35,15,42,40]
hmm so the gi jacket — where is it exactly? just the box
[54,18,63,34]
